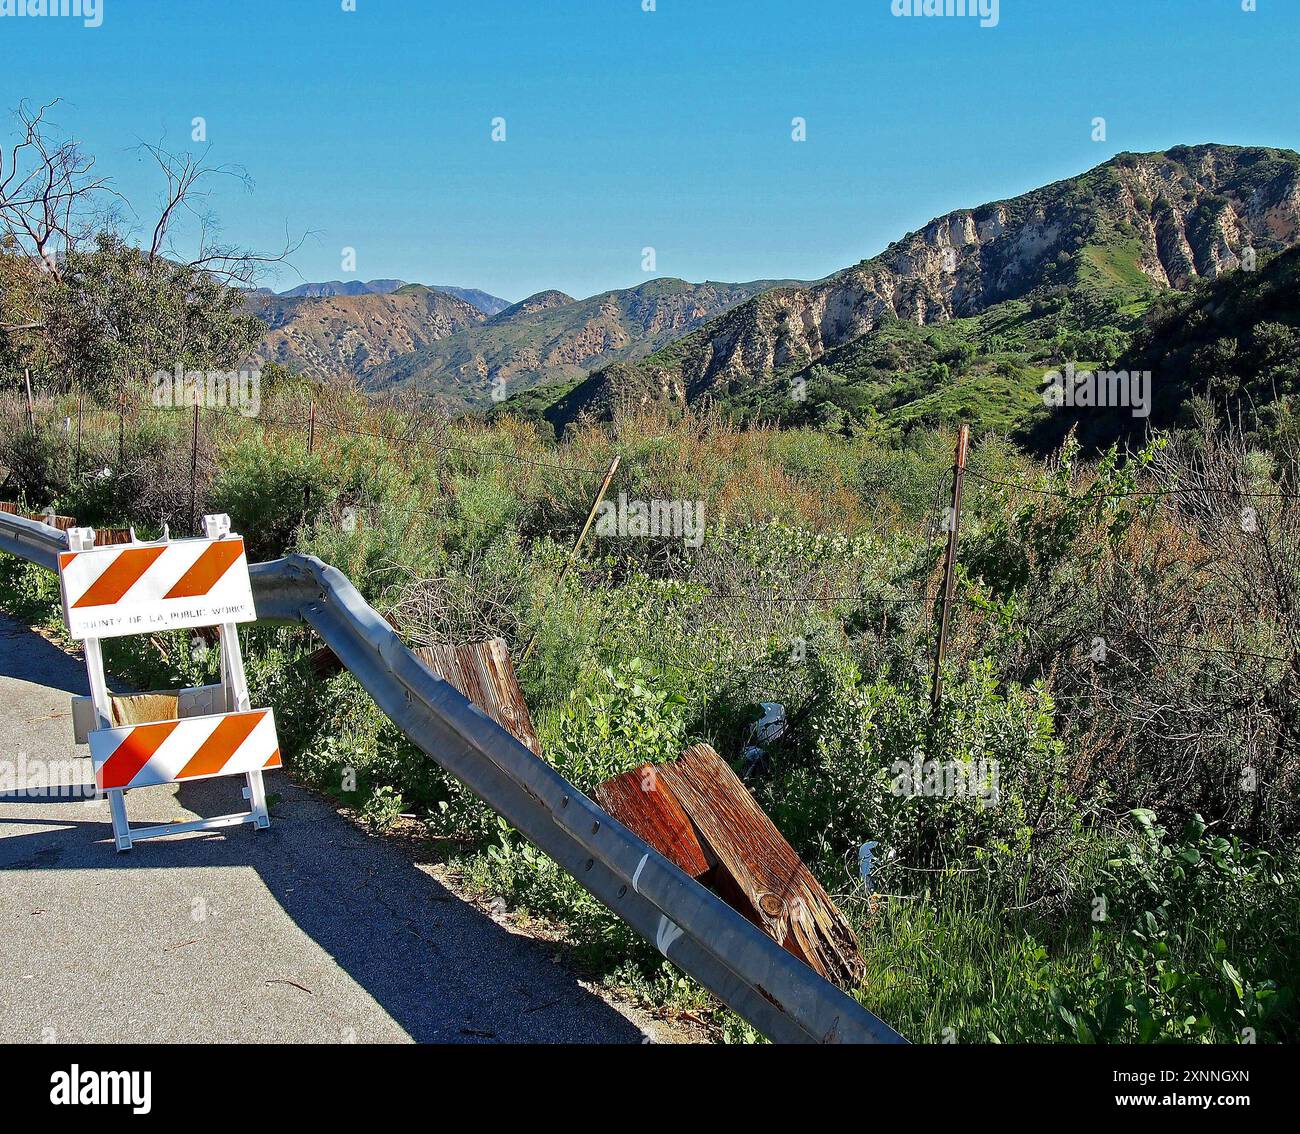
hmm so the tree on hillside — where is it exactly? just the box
[39,234,263,396]
[0,99,299,393]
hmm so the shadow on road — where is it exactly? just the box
[0,617,646,1044]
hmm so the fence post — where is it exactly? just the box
[931,423,970,710]
[75,392,83,479]
[519,453,620,664]
[24,368,34,432]
[305,399,316,513]
[190,398,200,534]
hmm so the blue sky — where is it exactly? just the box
[2,0,1296,302]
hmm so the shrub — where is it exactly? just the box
[754,653,1084,903]
[544,659,689,791]
[360,785,405,833]
[210,434,330,560]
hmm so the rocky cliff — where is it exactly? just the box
[549,145,1300,423]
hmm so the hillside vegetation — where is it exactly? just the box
[2,374,1298,1043]
[1030,244,1300,452]
[536,146,1300,442]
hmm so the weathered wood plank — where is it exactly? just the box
[411,639,541,755]
[107,691,181,725]
[593,764,712,878]
[656,744,865,988]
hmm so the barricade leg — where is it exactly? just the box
[108,788,132,852]
[224,619,271,830]
[244,769,270,829]
[82,635,132,849]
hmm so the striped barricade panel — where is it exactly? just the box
[57,535,256,639]
[88,708,281,792]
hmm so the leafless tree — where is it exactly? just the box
[135,139,305,286]
[0,99,302,304]
[0,99,116,295]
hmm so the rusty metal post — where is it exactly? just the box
[931,424,969,709]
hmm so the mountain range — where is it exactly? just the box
[365,277,803,408]
[536,145,1300,439]
[250,279,510,314]
[249,144,1300,442]
[251,276,803,409]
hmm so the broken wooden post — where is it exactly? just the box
[594,765,711,879]
[0,503,78,530]
[595,743,865,988]
[312,634,542,756]
[411,639,541,755]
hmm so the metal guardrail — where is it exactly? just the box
[0,510,905,1044]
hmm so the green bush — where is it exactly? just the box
[753,652,1084,900]
[544,658,689,791]
[211,434,330,560]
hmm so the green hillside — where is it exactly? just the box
[519,145,1300,443]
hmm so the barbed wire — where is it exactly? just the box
[965,467,1300,503]
[197,404,608,477]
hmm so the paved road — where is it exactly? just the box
[0,614,656,1043]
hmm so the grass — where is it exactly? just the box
[1079,239,1155,295]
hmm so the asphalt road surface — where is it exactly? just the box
[0,613,660,1043]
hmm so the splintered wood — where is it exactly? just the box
[594,764,711,878]
[412,639,541,755]
[309,632,540,753]
[596,743,865,988]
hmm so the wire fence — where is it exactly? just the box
[2,382,1297,685]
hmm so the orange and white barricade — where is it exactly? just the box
[58,514,280,851]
